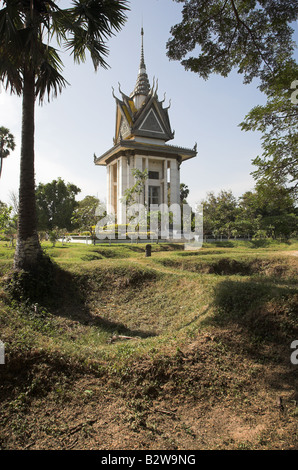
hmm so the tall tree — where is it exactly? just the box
[36,178,81,231]
[180,183,189,204]
[203,185,298,240]
[71,195,100,239]
[0,126,15,178]
[240,63,298,196]
[0,201,17,246]
[0,0,129,271]
[251,181,298,238]
[202,189,238,239]
[122,169,148,207]
[167,1,298,195]
[0,201,12,232]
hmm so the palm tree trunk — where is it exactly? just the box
[14,68,43,271]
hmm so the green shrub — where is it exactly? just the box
[49,230,59,246]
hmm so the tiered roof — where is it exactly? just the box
[94,29,197,166]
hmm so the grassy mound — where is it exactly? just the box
[0,240,297,450]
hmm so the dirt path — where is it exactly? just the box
[289,251,298,257]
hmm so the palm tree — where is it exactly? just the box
[0,0,128,271]
[0,126,16,178]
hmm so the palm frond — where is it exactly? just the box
[35,44,68,103]
[0,0,129,96]
[0,44,23,94]
[62,0,129,70]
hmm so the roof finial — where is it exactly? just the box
[131,27,150,98]
[140,27,145,70]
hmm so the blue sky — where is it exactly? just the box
[0,0,297,210]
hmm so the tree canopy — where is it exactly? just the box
[180,183,190,204]
[167,1,298,195]
[0,201,17,245]
[240,64,298,196]
[201,183,298,240]
[71,195,100,238]
[121,169,148,207]
[167,0,298,91]
[0,0,129,102]
[0,126,15,177]
[36,178,81,232]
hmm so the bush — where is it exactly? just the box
[48,230,59,246]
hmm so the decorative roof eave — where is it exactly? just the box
[94,140,197,166]
[132,128,174,142]
[112,87,135,122]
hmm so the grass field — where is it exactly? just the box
[0,239,297,450]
